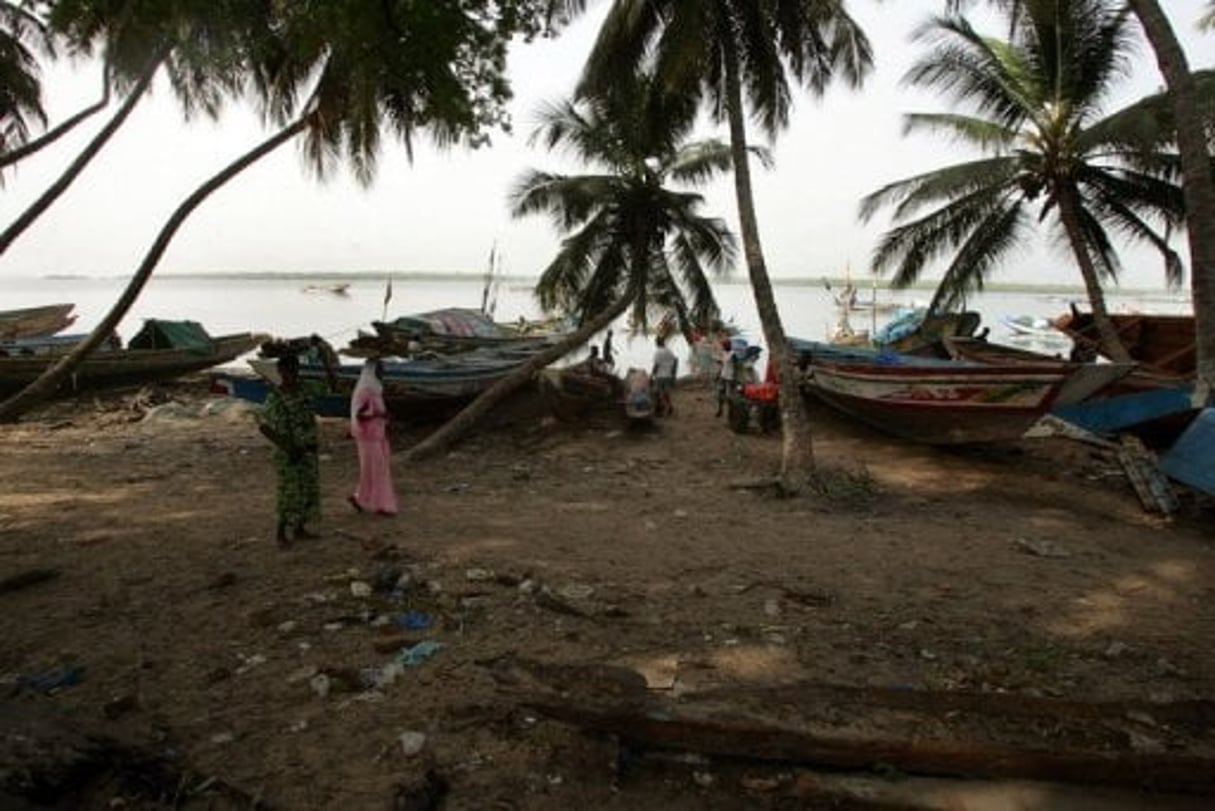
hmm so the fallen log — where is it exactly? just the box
[526,697,1215,794]
[500,662,1215,795]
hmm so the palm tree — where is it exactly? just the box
[0,71,110,173]
[0,0,269,255]
[949,0,1215,400]
[579,0,874,494]
[0,0,53,161]
[1123,0,1215,403]
[0,1,578,421]
[859,2,1191,362]
[404,71,739,460]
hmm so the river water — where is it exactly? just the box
[0,273,1193,373]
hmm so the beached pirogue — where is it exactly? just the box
[791,339,1081,444]
[217,338,554,421]
[0,319,266,395]
[0,303,77,341]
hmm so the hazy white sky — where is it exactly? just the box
[1,1,1211,289]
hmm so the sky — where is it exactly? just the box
[1,1,1212,290]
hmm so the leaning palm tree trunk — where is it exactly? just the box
[1056,189,1133,362]
[405,293,635,462]
[0,74,110,170]
[1127,0,1215,404]
[0,116,311,422]
[0,52,161,256]
[722,47,814,493]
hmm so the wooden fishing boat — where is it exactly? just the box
[801,346,1077,444]
[872,308,983,355]
[1160,407,1215,496]
[1001,314,1063,340]
[249,343,543,404]
[0,303,77,340]
[942,337,1137,406]
[210,372,351,418]
[1052,308,1195,378]
[538,367,622,421]
[0,320,265,395]
[351,306,564,357]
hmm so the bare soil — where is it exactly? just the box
[1,376,1213,808]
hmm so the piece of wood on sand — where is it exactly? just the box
[492,659,1215,799]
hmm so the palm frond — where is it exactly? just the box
[902,112,1017,151]
[859,157,1020,223]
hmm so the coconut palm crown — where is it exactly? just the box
[860,0,1191,359]
[0,1,54,157]
[510,73,741,337]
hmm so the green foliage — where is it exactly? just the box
[0,0,54,152]
[39,0,584,182]
[860,0,1196,310]
[579,0,874,141]
[510,69,738,333]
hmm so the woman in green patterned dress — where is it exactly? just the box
[259,354,320,547]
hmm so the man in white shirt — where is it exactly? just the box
[716,339,735,417]
[651,336,678,417]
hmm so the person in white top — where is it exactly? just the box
[716,338,735,417]
[651,335,678,417]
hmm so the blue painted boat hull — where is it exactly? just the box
[1160,407,1215,495]
[210,373,350,418]
[1052,385,1196,436]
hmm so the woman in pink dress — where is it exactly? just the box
[348,359,398,515]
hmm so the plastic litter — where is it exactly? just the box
[395,610,433,631]
[397,640,443,667]
[399,730,427,756]
[19,665,81,694]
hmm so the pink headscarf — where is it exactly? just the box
[350,359,385,437]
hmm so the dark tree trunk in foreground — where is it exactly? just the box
[1056,187,1133,362]
[1128,0,1215,404]
[0,54,160,256]
[0,75,110,171]
[722,45,814,493]
[0,117,311,422]
[404,293,635,461]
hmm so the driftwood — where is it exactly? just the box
[498,660,1215,795]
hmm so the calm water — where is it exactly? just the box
[0,274,1193,373]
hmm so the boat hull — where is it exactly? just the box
[1053,311,1195,377]
[804,360,1071,444]
[0,333,265,395]
[0,303,77,340]
[943,337,1136,406]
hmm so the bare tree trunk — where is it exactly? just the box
[1056,187,1133,362]
[0,116,311,422]
[721,42,814,493]
[1127,0,1215,405]
[0,52,161,255]
[0,72,110,170]
[404,293,634,461]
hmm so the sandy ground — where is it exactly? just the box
[1,376,1213,809]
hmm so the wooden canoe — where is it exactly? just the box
[1052,310,1195,378]
[803,354,1076,444]
[0,332,265,395]
[942,337,1137,406]
[0,303,77,340]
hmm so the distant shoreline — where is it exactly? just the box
[33,270,1188,297]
